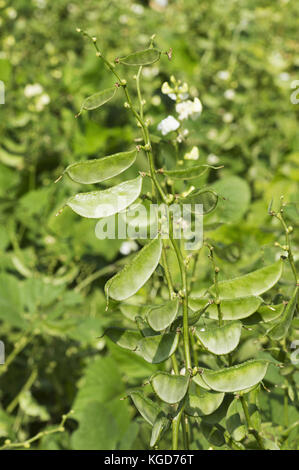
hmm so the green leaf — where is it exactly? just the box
[137,332,179,363]
[71,401,119,450]
[195,321,242,355]
[189,296,261,320]
[146,299,179,331]
[104,328,142,351]
[118,48,161,66]
[163,164,221,180]
[201,360,269,393]
[128,390,161,426]
[67,176,142,218]
[210,176,251,223]
[65,149,137,184]
[185,386,224,417]
[150,412,170,447]
[209,260,284,300]
[226,399,246,441]
[267,286,298,340]
[105,238,162,301]
[182,189,218,214]
[151,372,189,404]
[77,87,117,116]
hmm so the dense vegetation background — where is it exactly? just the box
[0,0,298,450]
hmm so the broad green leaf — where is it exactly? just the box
[150,412,170,447]
[77,87,117,116]
[146,299,179,331]
[195,321,242,355]
[267,287,298,341]
[209,260,284,300]
[185,386,224,417]
[105,238,162,301]
[226,399,246,441]
[163,165,221,180]
[67,176,142,219]
[209,176,251,223]
[137,332,179,363]
[118,48,161,66]
[72,401,118,450]
[104,328,142,351]
[201,360,269,393]
[65,150,137,184]
[189,296,261,320]
[128,390,161,425]
[151,372,189,404]
[182,189,218,214]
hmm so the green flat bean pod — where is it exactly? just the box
[77,87,117,116]
[118,48,161,66]
[267,286,298,341]
[67,176,142,218]
[185,386,224,417]
[64,149,137,184]
[104,327,142,350]
[195,321,242,355]
[105,237,162,301]
[150,413,170,447]
[163,164,221,180]
[137,332,179,363]
[128,391,161,426]
[189,296,261,320]
[182,189,218,215]
[150,372,190,404]
[226,399,246,441]
[209,259,284,300]
[201,360,269,392]
[146,299,179,331]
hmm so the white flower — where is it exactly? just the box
[35,93,50,111]
[155,0,168,6]
[120,240,139,255]
[176,97,202,120]
[208,129,217,140]
[157,115,180,135]
[151,95,161,106]
[224,89,235,100]
[184,146,199,160]
[207,154,220,165]
[24,83,43,97]
[217,70,230,80]
[119,15,128,24]
[131,3,144,14]
[279,72,290,82]
[6,8,17,19]
[223,112,234,123]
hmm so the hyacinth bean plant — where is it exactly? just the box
[58,32,298,450]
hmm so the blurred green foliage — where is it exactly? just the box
[0,0,298,450]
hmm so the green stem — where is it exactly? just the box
[169,217,192,370]
[276,212,298,284]
[172,399,185,450]
[240,396,265,450]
